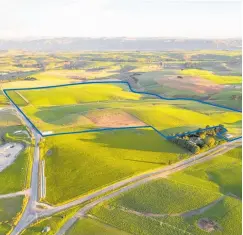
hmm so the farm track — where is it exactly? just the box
[15,91,29,105]
[0,189,30,199]
[181,195,226,218]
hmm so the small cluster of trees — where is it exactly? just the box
[170,125,227,154]
[170,137,200,154]
[198,124,225,137]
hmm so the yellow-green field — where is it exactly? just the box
[181,69,241,84]
[42,128,189,205]
[6,83,242,138]
[0,49,242,235]
[1,50,241,113]
[89,147,242,235]
[7,84,142,106]
[66,217,130,235]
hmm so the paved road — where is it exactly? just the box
[6,97,41,235]
[10,131,40,235]
[56,217,79,235]
[56,139,242,235]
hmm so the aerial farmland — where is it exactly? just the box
[0,38,242,235]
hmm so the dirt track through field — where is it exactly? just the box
[0,189,30,199]
[15,91,29,104]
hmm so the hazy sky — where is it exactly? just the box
[0,0,241,39]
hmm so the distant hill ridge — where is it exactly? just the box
[0,38,241,51]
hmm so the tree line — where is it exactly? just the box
[170,125,227,154]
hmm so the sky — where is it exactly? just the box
[0,0,241,39]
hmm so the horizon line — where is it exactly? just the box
[0,36,242,41]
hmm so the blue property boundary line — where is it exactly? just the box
[4,92,43,137]
[3,80,242,113]
[3,81,242,142]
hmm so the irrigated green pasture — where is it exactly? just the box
[42,128,189,205]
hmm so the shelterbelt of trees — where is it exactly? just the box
[170,125,226,154]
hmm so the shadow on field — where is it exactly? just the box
[79,128,185,154]
[162,125,199,136]
[225,120,242,127]
[207,169,242,199]
[35,105,91,125]
[124,158,166,165]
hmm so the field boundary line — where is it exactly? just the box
[3,81,242,141]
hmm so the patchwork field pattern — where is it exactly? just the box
[3,81,242,141]
[1,50,241,234]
